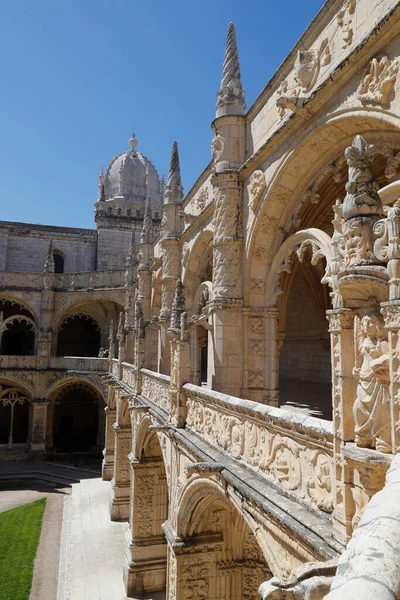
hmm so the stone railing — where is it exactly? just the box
[0,271,43,290]
[121,362,137,390]
[184,383,335,514]
[111,358,120,377]
[56,269,126,290]
[140,369,170,413]
[49,357,109,371]
[0,355,109,372]
[0,355,38,369]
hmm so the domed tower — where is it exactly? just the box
[94,133,162,270]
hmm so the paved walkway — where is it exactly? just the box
[58,477,129,600]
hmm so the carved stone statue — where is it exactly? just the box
[342,135,382,221]
[353,314,391,453]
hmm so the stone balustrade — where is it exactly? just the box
[0,269,126,291]
[183,383,335,514]
[56,269,126,290]
[140,369,170,413]
[0,355,109,372]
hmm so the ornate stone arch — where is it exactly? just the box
[264,228,333,307]
[245,110,400,304]
[183,230,213,313]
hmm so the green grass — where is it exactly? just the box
[0,498,46,600]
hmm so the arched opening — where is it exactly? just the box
[0,385,29,447]
[126,428,168,597]
[174,487,271,600]
[52,383,102,453]
[0,300,36,356]
[56,314,101,357]
[279,253,332,419]
[53,252,64,274]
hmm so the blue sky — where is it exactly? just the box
[0,0,323,229]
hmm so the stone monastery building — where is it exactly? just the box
[2,0,400,597]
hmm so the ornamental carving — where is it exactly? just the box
[337,0,356,48]
[353,314,391,452]
[211,132,225,162]
[185,393,335,513]
[248,170,266,212]
[294,38,331,92]
[249,317,264,334]
[357,56,399,105]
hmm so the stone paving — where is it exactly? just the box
[58,477,129,600]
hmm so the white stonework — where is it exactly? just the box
[2,1,400,598]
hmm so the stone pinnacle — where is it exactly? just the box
[140,195,153,244]
[165,141,183,204]
[44,239,55,274]
[216,22,246,117]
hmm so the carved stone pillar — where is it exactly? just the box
[160,239,180,374]
[169,334,190,427]
[29,398,48,463]
[124,458,168,597]
[327,309,356,539]
[382,300,400,452]
[110,393,131,521]
[211,171,244,396]
[102,404,116,481]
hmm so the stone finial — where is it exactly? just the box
[161,174,166,204]
[134,296,145,338]
[108,319,115,346]
[117,311,124,338]
[140,195,153,244]
[216,22,246,117]
[128,132,138,152]
[165,141,183,204]
[44,239,55,274]
[98,166,105,202]
[170,279,185,330]
[126,227,138,268]
[342,135,382,221]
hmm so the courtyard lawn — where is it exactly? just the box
[0,498,46,600]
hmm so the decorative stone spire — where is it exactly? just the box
[44,240,55,274]
[170,279,186,330]
[216,22,246,117]
[342,135,382,221]
[126,227,138,268]
[165,141,183,204]
[161,174,166,204]
[140,195,153,244]
[98,166,105,202]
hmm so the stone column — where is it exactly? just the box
[29,398,48,463]
[382,300,400,453]
[327,309,356,539]
[211,171,244,396]
[102,386,116,481]
[124,458,168,597]
[110,393,131,521]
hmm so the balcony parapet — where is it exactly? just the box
[183,382,334,514]
[0,355,109,372]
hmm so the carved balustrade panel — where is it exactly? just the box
[184,384,335,514]
[140,369,170,413]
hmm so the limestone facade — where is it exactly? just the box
[2,0,400,598]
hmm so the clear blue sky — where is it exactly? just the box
[0,0,323,229]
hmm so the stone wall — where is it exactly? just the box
[0,222,97,273]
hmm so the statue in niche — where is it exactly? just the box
[353,314,391,453]
[342,135,382,221]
